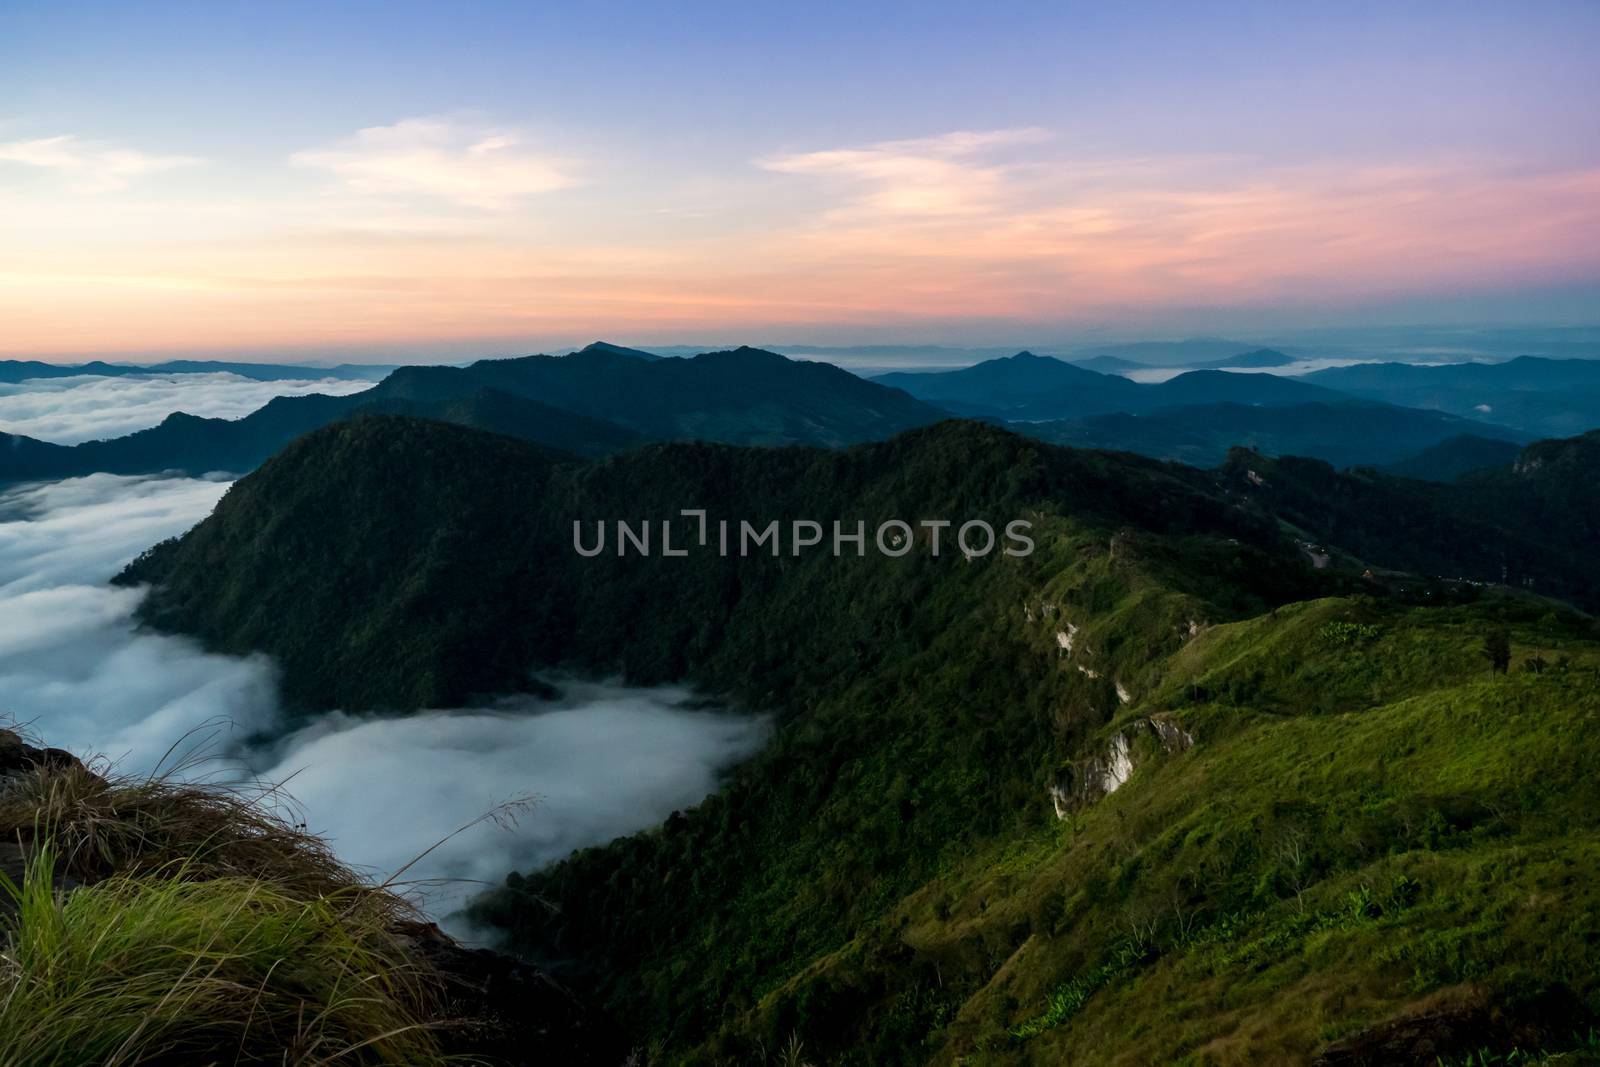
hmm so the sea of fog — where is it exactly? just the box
[0,371,376,444]
[1,377,768,931]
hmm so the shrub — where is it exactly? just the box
[1318,621,1381,647]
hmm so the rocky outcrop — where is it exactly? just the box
[0,730,94,925]
[1055,623,1078,653]
[0,729,83,780]
[1047,713,1195,818]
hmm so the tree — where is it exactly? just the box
[1482,629,1512,675]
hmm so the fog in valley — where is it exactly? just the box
[1,377,766,932]
[0,371,375,445]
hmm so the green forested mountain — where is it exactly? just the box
[375,345,945,445]
[122,416,1308,711]
[119,415,1600,1064]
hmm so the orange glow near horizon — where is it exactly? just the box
[3,123,1599,360]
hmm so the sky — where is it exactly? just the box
[2,1,1598,362]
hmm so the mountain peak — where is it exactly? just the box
[578,341,661,361]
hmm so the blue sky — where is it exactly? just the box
[2,1,1597,359]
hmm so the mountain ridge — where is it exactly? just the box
[1,346,945,484]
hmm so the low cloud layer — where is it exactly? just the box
[250,686,769,926]
[0,372,375,445]
[7,465,768,933]
[0,473,282,770]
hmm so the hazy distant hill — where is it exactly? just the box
[1023,402,1526,469]
[1001,367,1351,421]
[1308,355,1600,393]
[872,351,1139,414]
[1305,356,1600,437]
[1383,434,1525,482]
[1185,347,1296,370]
[1068,355,1144,374]
[1065,337,1265,366]
[873,353,1345,421]
[570,341,663,361]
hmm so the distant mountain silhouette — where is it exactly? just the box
[374,345,943,445]
[0,346,941,483]
[871,352,1525,438]
[1066,337,1264,366]
[574,341,663,361]
[1308,355,1600,392]
[1186,348,1296,370]
[1000,368,1348,421]
[872,351,1138,415]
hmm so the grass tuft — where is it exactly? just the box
[0,844,445,1065]
[0,758,413,927]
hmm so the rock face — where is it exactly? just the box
[1047,713,1195,818]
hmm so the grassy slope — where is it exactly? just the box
[0,760,445,1065]
[479,574,1600,1066]
[723,597,1600,1065]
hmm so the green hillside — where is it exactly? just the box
[120,416,1600,1064]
